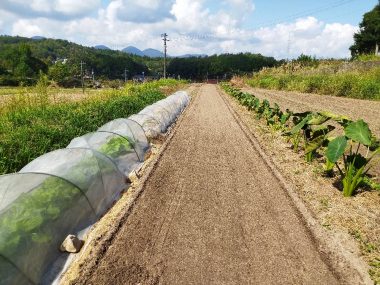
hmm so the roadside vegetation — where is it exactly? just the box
[245,57,380,100]
[0,78,185,174]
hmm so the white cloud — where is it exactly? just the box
[1,0,357,59]
[0,0,101,18]
[170,0,210,32]
[0,9,17,34]
[251,17,356,58]
[30,0,53,13]
[12,19,43,37]
[222,0,255,23]
[54,0,101,16]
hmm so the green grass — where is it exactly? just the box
[0,87,105,96]
[0,79,186,174]
[245,60,380,100]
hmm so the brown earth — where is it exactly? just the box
[241,86,380,137]
[65,84,370,284]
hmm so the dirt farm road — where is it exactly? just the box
[72,84,367,284]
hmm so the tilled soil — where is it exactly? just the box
[241,86,380,137]
[70,84,367,284]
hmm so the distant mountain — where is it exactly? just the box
[142,48,164,58]
[122,46,144,56]
[31,36,46,40]
[177,54,208,58]
[122,46,165,58]
[94,45,111,50]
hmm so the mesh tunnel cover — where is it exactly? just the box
[129,91,190,138]
[0,173,95,285]
[20,148,126,217]
[97,118,149,162]
[128,114,162,138]
[67,131,141,175]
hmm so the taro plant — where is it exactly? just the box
[285,111,350,162]
[256,99,270,119]
[326,119,380,196]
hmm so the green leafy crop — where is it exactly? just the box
[99,136,134,158]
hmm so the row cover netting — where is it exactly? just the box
[0,90,189,284]
[129,91,190,138]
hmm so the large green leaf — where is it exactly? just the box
[280,112,291,124]
[319,111,352,127]
[305,135,326,154]
[290,114,312,134]
[344,119,372,146]
[319,111,351,122]
[326,136,348,163]
[292,111,311,125]
[307,113,329,125]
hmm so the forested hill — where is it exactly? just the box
[0,35,147,86]
[0,35,280,86]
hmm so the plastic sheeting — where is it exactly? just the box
[129,91,190,138]
[98,118,149,162]
[67,131,141,175]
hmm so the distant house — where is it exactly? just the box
[54,58,68,64]
[132,74,145,83]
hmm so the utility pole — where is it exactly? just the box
[80,61,86,93]
[124,68,129,83]
[161,33,169,79]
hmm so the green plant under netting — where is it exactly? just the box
[99,136,134,159]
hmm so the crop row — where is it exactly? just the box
[221,83,380,197]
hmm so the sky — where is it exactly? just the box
[0,0,377,59]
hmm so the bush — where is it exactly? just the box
[245,59,380,100]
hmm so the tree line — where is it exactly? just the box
[167,53,279,81]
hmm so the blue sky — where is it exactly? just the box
[0,0,377,58]
[246,0,375,27]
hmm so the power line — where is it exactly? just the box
[253,0,358,28]
[161,33,169,79]
[168,0,359,47]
